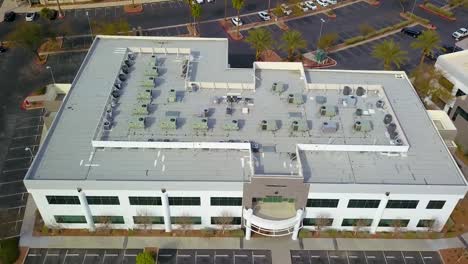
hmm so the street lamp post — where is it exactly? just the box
[46,66,56,85]
[268,0,271,13]
[410,0,417,14]
[86,11,93,40]
[317,18,326,48]
[25,147,34,163]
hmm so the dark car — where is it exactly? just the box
[3,11,16,22]
[442,45,463,53]
[0,45,6,53]
[401,27,421,38]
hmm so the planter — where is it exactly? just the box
[418,4,456,21]
[325,12,336,19]
[124,4,143,14]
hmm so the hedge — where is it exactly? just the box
[344,20,412,45]
[0,238,19,264]
[423,3,455,18]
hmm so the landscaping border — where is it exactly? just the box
[418,3,456,21]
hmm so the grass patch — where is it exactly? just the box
[0,238,20,264]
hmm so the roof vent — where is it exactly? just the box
[106,108,113,120]
[223,119,239,131]
[395,138,403,145]
[356,87,366,96]
[355,108,363,116]
[288,93,305,105]
[343,86,352,95]
[383,114,393,125]
[260,120,278,131]
[272,82,286,94]
[320,105,337,117]
[290,119,308,132]
[376,100,385,108]
[111,90,120,99]
[316,96,327,104]
[202,108,210,117]
[103,120,112,130]
[354,120,373,132]
[322,121,338,133]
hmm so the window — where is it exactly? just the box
[129,196,162,206]
[168,197,200,206]
[133,216,164,224]
[347,199,380,208]
[417,219,435,228]
[426,200,445,209]
[46,195,80,205]
[210,197,242,206]
[211,217,242,225]
[92,216,125,224]
[303,218,333,226]
[378,219,410,227]
[171,216,202,225]
[86,196,120,205]
[341,219,373,227]
[54,215,87,224]
[307,199,339,208]
[386,200,418,209]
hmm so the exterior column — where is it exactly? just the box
[244,208,253,240]
[161,189,172,232]
[370,192,390,234]
[77,188,95,232]
[291,209,304,240]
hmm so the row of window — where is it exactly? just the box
[303,218,432,228]
[46,196,243,206]
[306,199,446,209]
[54,215,242,225]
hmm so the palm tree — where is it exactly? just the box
[281,30,307,61]
[232,0,245,37]
[185,0,193,25]
[411,63,454,104]
[372,39,408,70]
[410,30,442,66]
[245,28,274,60]
[191,3,202,36]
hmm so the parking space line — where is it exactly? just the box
[419,252,427,264]
[2,168,29,173]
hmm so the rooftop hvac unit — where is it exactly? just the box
[290,119,308,132]
[356,108,363,116]
[137,90,152,100]
[354,120,372,132]
[226,107,233,115]
[320,105,337,117]
[118,73,127,82]
[223,119,239,131]
[160,117,177,130]
[111,90,120,99]
[395,138,403,145]
[110,100,118,108]
[129,117,147,129]
[132,104,149,116]
[288,94,305,105]
[187,83,198,92]
[167,89,177,103]
[316,96,327,104]
[193,118,209,131]
[376,100,385,108]
[106,108,113,120]
[346,95,358,106]
[124,59,132,67]
[128,53,136,60]
[114,83,122,90]
[390,131,399,140]
[383,114,393,125]
[387,123,397,133]
[260,120,278,131]
[103,120,112,130]
[272,82,286,94]
[202,108,210,117]
[121,64,130,74]
[322,121,338,133]
[343,86,352,95]
[356,87,366,96]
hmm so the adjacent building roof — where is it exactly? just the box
[24,36,466,192]
[436,50,468,94]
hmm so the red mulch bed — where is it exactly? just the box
[124,4,143,14]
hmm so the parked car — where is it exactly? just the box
[304,1,317,10]
[25,12,36,22]
[231,16,243,26]
[194,0,204,3]
[206,0,215,3]
[316,0,329,7]
[297,2,309,11]
[258,11,271,21]
[401,27,421,38]
[280,3,292,15]
[452,28,468,40]
[326,0,337,4]
[0,45,6,53]
[442,44,463,53]
[3,11,16,22]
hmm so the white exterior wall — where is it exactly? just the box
[31,188,460,232]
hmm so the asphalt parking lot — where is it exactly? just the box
[0,108,44,238]
[24,248,144,264]
[24,248,272,264]
[291,250,443,264]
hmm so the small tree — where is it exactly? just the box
[191,3,202,36]
[232,0,245,37]
[177,215,194,235]
[245,28,274,60]
[390,219,405,238]
[352,219,368,236]
[359,23,375,36]
[96,216,113,234]
[314,216,330,237]
[411,64,454,104]
[410,30,442,66]
[372,39,408,70]
[317,32,338,51]
[214,211,234,234]
[281,30,307,61]
[7,23,51,59]
[136,210,153,232]
[136,251,155,264]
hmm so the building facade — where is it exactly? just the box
[24,36,467,240]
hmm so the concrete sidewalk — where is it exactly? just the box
[19,196,468,264]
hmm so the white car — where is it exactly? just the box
[231,17,243,26]
[206,0,215,2]
[452,28,468,40]
[258,11,271,21]
[326,0,337,4]
[193,0,204,4]
[25,12,36,22]
[316,0,329,6]
[297,2,308,11]
[304,1,317,10]
[280,3,292,15]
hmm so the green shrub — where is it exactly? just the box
[423,3,455,17]
[344,36,365,45]
[324,229,338,237]
[298,229,311,238]
[272,6,283,17]
[359,23,375,36]
[404,12,430,24]
[0,238,20,264]
[230,229,244,237]
[136,251,155,264]
[41,225,49,235]
[40,7,56,20]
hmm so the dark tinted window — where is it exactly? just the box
[307,199,339,208]
[47,196,80,205]
[168,197,200,206]
[129,196,162,206]
[347,199,380,208]
[386,200,418,209]
[426,200,445,209]
[210,197,242,206]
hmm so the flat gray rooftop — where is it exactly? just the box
[24,36,466,189]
